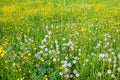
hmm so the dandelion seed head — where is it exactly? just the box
[59,72,63,76]
[107,70,112,74]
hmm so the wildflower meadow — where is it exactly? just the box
[0,0,120,80]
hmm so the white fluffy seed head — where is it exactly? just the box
[107,70,112,74]
[59,72,63,76]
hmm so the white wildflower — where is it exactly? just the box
[98,72,102,77]
[118,54,120,59]
[111,74,115,78]
[70,74,73,78]
[67,63,72,67]
[73,60,76,64]
[118,67,120,72]
[59,72,63,76]
[53,58,56,62]
[73,70,77,74]
[75,73,80,77]
[108,58,112,63]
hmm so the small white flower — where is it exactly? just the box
[45,35,48,38]
[113,60,116,64]
[12,63,16,67]
[70,74,73,78]
[65,68,69,73]
[53,58,56,62]
[78,53,81,56]
[83,64,85,67]
[65,74,69,78]
[111,52,115,55]
[65,56,68,60]
[43,38,47,42]
[59,72,63,76]
[75,73,80,77]
[108,58,112,63]
[73,70,77,74]
[104,53,108,58]
[45,48,48,52]
[57,51,60,54]
[106,42,110,46]
[113,40,116,42]
[78,49,81,52]
[107,70,112,74]
[51,50,55,53]
[91,53,95,56]
[62,63,67,68]
[74,57,78,60]
[113,64,117,67]
[85,59,89,62]
[35,64,39,67]
[49,50,52,54]
[73,60,76,64]
[48,31,52,35]
[97,43,101,47]
[111,74,115,78]
[63,61,67,64]
[98,54,105,58]
[62,38,66,41]
[108,35,111,38]
[55,40,58,44]
[118,67,120,72]
[104,38,107,41]
[34,48,37,50]
[67,63,72,67]
[98,72,102,77]
[113,56,117,59]
[118,54,120,59]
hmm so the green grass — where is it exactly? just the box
[0,0,120,80]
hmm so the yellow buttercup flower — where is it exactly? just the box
[0,46,7,57]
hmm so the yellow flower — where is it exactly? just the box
[41,59,44,62]
[23,56,29,60]
[0,46,7,57]
[0,46,3,52]
[116,29,120,33]
[79,28,86,32]
[45,78,49,80]
[28,53,32,56]
[18,77,24,80]
[45,75,48,80]
[59,66,63,70]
